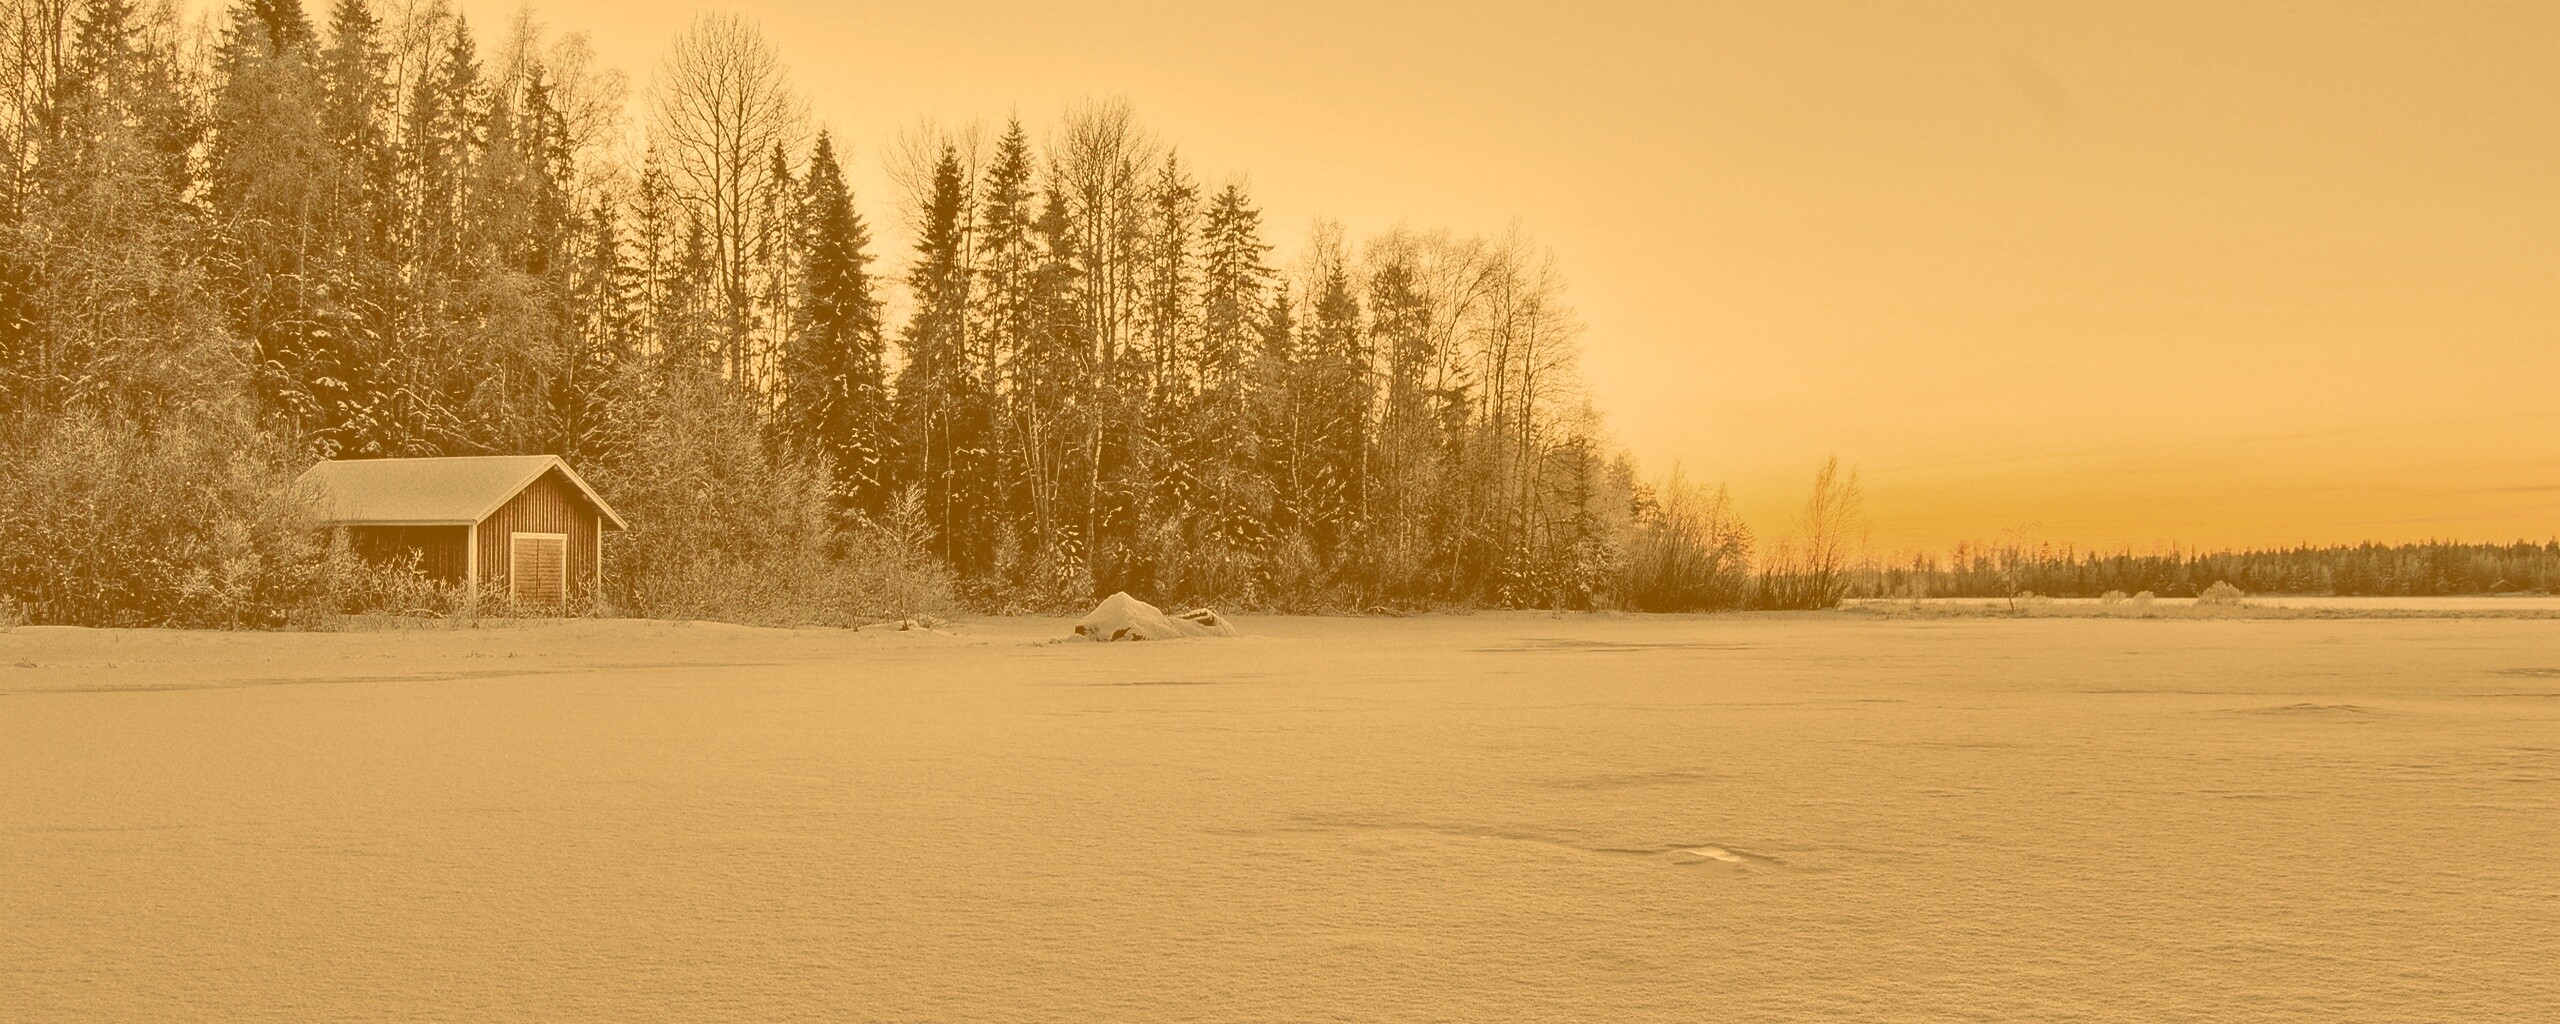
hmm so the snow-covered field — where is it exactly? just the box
[5,613,2556,1022]
[1849,594,2560,614]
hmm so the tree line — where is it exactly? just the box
[0,1,1789,625]
[1868,540,2560,600]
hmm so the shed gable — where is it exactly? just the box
[474,468,602,603]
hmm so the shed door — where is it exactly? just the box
[510,532,568,612]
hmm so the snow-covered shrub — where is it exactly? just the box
[2197,580,2248,607]
[1257,534,1326,612]
[973,537,1095,616]
[587,370,953,627]
[0,412,341,628]
[852,485,959,625]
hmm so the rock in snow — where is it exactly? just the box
[1072,592,1238,641]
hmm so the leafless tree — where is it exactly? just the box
[493,10,626,184]
[1798,454,1866,605]
[649,12,803,390]
[0,0,67,205]
[1049,97,1153,367]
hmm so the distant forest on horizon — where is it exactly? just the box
[1876,539,2560,601]
[0,0,2546,628]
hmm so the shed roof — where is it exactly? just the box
[297,456,628,530]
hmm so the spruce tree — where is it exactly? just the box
[1298,260,1371,561]
[5,0,228,421]
[1365,246,1439,598]
[57,0,142,128]
[1017,188,1095,570]
[971,120,1041,555]
[404,18,484,283]
[780,131,889,514]
[1198,184,1272,387]
[1137,152,1198,397]
[510,71,577,277]
[565,198,637,464]
[976,120,1039,384]
[237,0,312,54]
[895,147,981,568]
[752,142,800,392]
[209,0,355,447]
[311,0,399,452]
[1189,182,1275,587]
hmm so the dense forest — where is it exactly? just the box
[0,2,2541,629]
[0,0,1791,626]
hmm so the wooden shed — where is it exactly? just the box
[297,456,629,611]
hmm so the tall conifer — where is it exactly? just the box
[780,131,888,513]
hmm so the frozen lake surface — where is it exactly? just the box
[5,614,2556,1021]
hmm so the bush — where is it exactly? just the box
[854,485,961,624]
[1618,473,1753,611]
[0,412,338,628]
[588,369,953,626]
[320,549,489,626]
[964,526,1097,615]
[2197,580,2248,607]
[1258,533,1324,612]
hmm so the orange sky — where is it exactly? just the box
[432,0,2559,551]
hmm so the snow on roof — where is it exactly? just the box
[296,456,628,530]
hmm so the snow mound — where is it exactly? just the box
[1072,592,1238,641]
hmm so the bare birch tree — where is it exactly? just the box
[648,12,801,391]
[1798,454,1866,606]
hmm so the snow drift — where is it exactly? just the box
[1072,592,1237,641]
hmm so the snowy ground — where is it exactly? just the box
[5,612,2556,1022]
